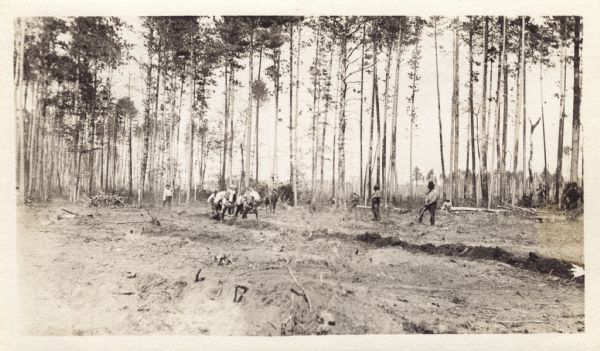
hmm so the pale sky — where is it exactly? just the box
[112,16,580,187]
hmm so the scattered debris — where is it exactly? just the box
[213,253,235,266]
[194,268,205,282]
[144,208,161,226]
[492,319,545,328]
[317,310,336,335]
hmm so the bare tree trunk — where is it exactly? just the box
[382,41,392,203]
[521,17,528,199]
[555,21,567,207]
[390,28,402,198]
[367,43,377,203]
[434,18,446,189]
[500,17,508,202]
[288,23,295,202]
[294,24,301,205]
[450,17,461,203]
[511,17,524,206]
[255,46,263,183]
[311,29,321,201]
[228,68,235,183]
[337,30,349,205]
[359,25,366,199]
[244,25,255,188]
[15,18,26,203]
[469,19,477,203]
[187,77,196,206]
[490,18,504,208]
[480,17,489,206]
[88,70,98,196]
[140,59,153,205]
[332,54,341,200]
[272,52,280,180]
[539,62,548,196]
[320,50,333,196]
[570,16,582,184]
[221,64,229,190]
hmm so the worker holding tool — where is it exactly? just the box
[371,185,381,221]
[418,181,440,225]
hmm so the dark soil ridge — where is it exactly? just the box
[354,232,584,285]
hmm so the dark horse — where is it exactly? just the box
[264,188,278,213]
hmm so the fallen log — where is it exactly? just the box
[61,208,80,216]
[500,202,538,215]
[449,207,507,213]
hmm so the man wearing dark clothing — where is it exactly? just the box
[418,181,439,225]
[371,186,381,221]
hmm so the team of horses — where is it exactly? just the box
[209,187,279,221]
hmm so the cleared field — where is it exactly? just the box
[16,202,583,335]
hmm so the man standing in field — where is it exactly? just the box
[371,185,381,221]
[162,184,174,209]
[418,181,439,225]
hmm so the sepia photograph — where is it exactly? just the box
[5,6,592,343]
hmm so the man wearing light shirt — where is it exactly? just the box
[162,184,174,208]
[418,181,439,225]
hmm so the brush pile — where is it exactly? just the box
[89,192,126,207]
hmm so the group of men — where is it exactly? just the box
[369,181,440,225]
[164,178,441,225]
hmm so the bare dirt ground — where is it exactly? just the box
[16,201,584,335]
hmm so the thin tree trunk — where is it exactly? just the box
[480,17,489,205]
[367,43,377,203]
[359,25,366,199]
[311,28,321,201]
[320,50,333,196]
[469,20,477,203]
[337,31,349,205]
[244,25,254,188]
[490,18,504,208]
[88,70,98,196]
[272,51,280,180]
[511,17,524,206]
[187,76,196,206]
[540,62,548,196]
[228,68,235,183]
[288,23,295,202]
[294,23,301,205]
[332,54,341,200]
[570,16,582,184]
[221,64,229,190]
[555,21,567,207]
[139,28,155,205]
[501,17,509,201]
[390,27,402,198]
[450,17,461,203]
[434,18,446,187]
[382,41,392,203]
[255,45,263,183]
[521,17,528,199]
